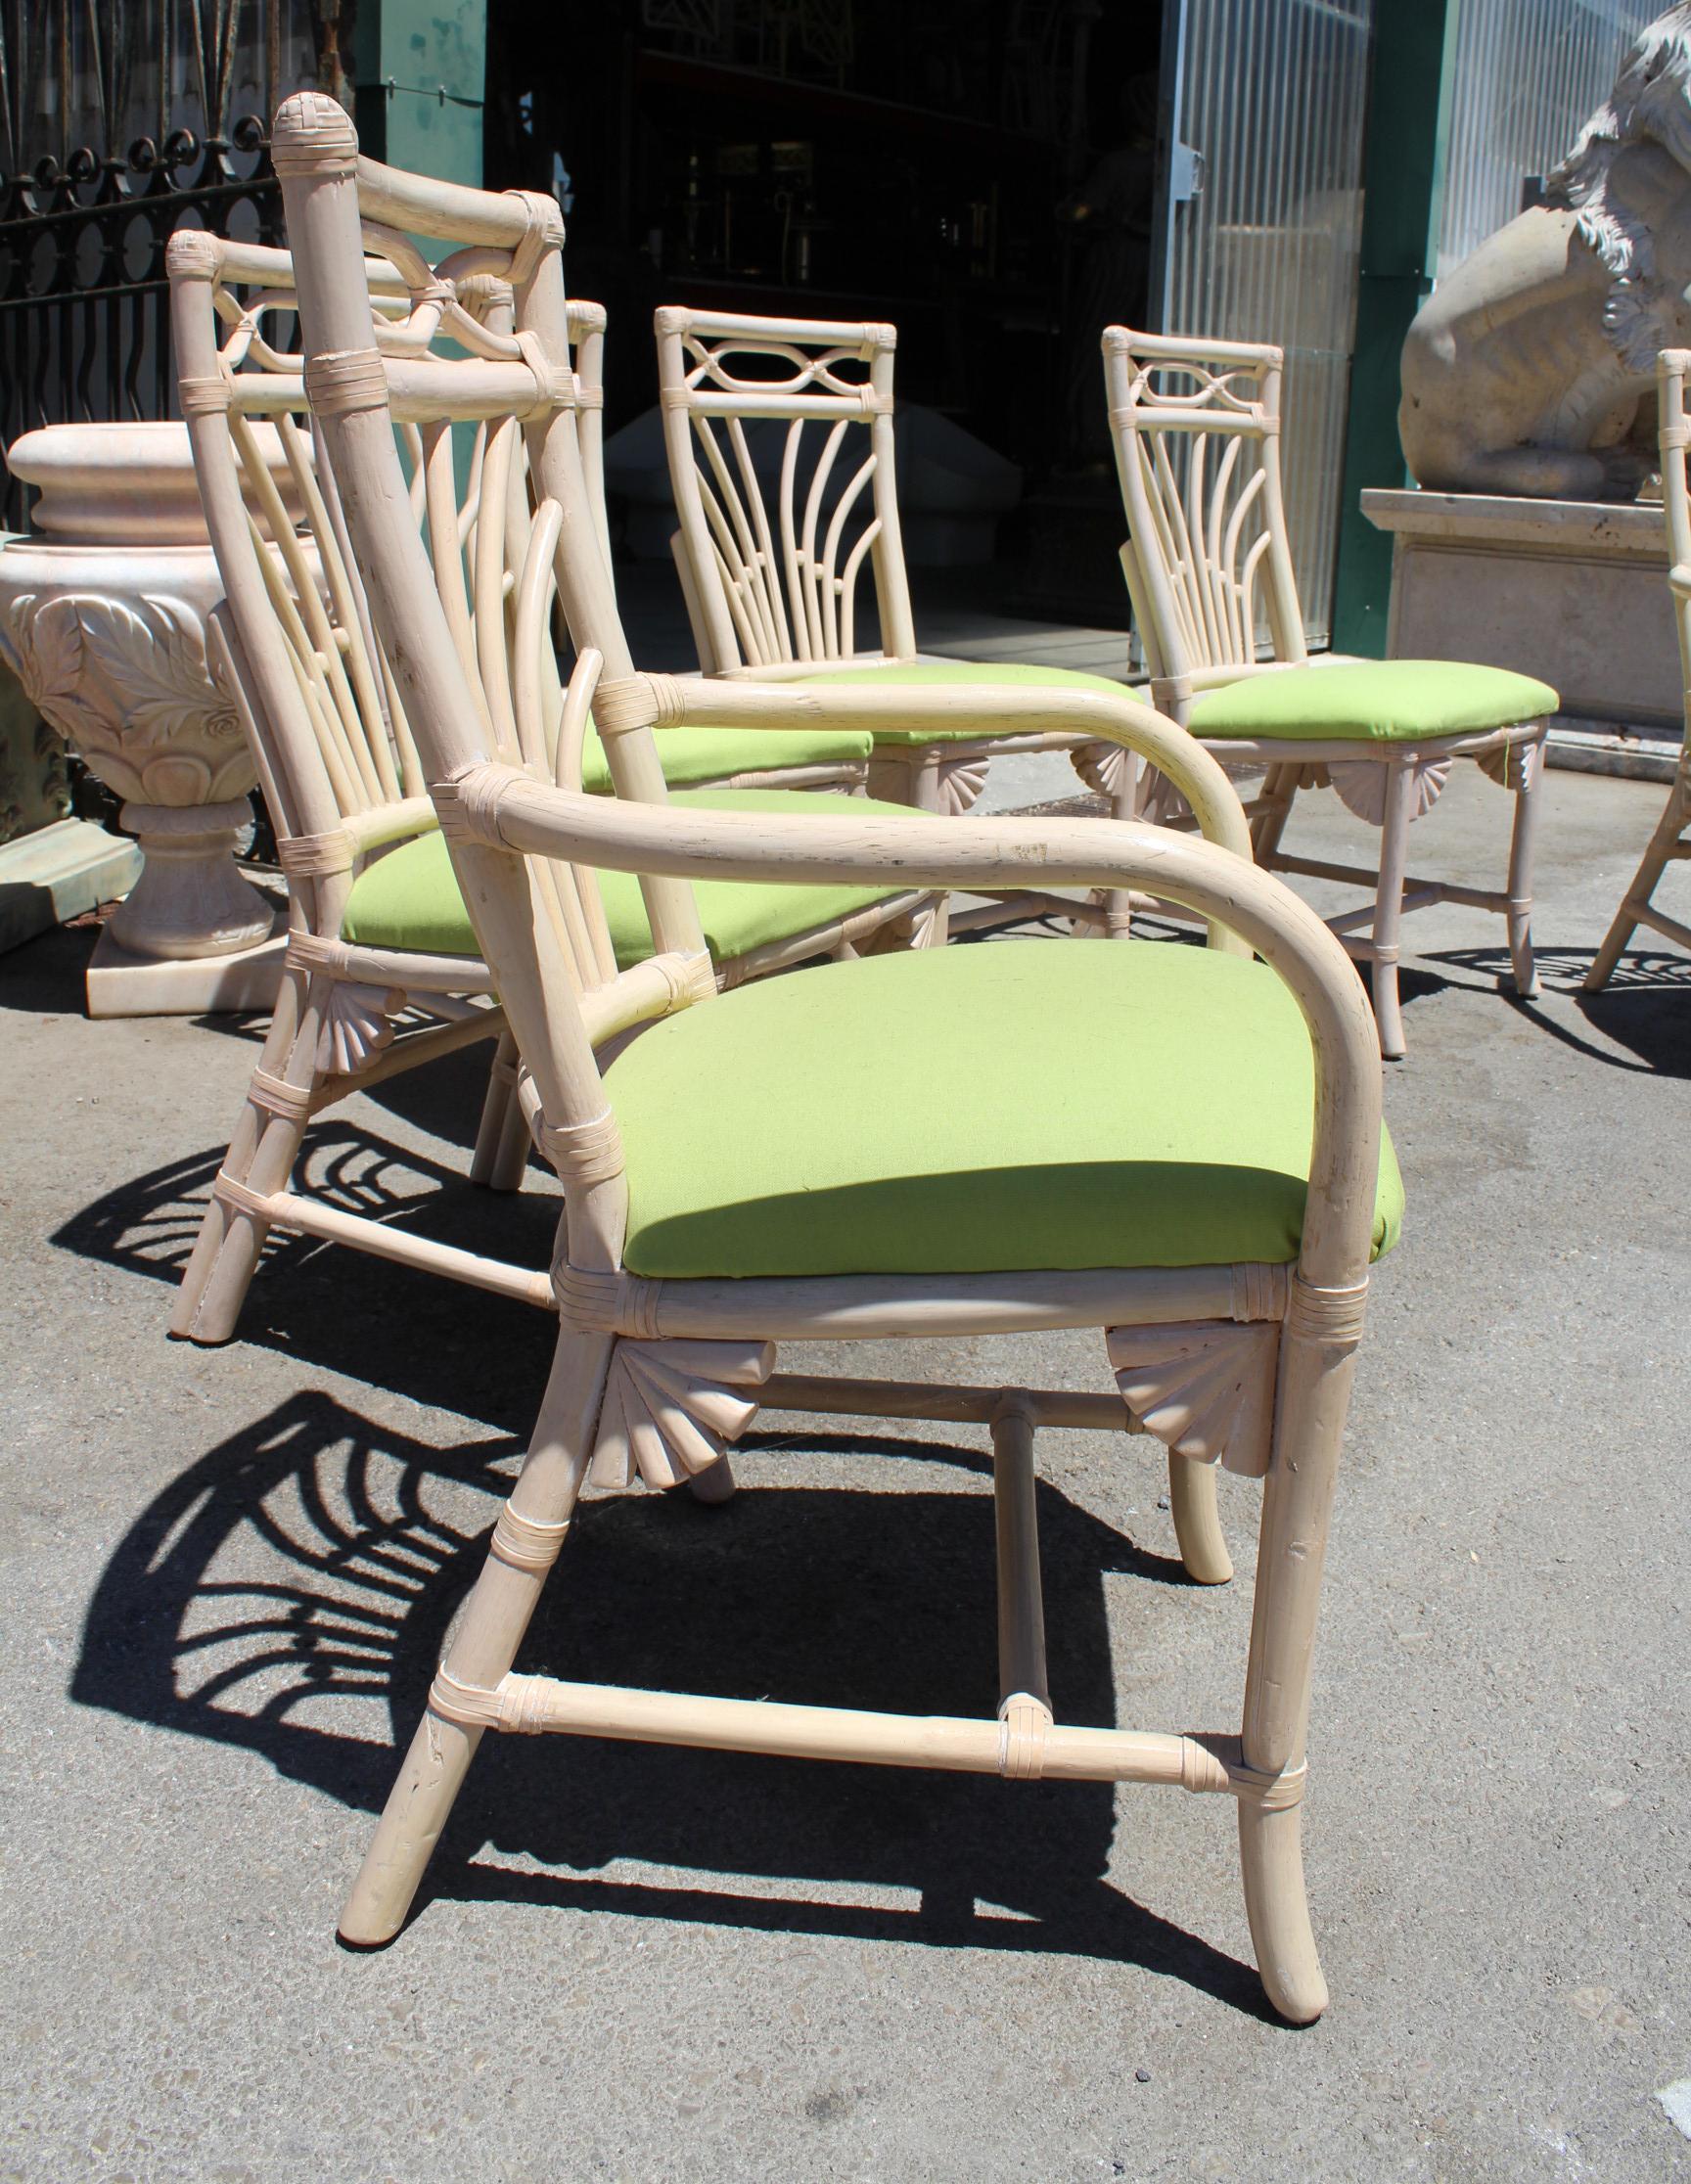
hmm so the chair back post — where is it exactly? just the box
[1659,349,1691,705]
[657,305,746,673]
[864,322,918,660]
[1254,351,1307,669]
[1102,327,1308,714]
[270,91,638,1272]
[168,233,330,854]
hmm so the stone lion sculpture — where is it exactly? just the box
[1401,3,1691,500]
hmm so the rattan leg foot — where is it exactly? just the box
[686,1453,737,1504]
[1167,1450,1233,1584]
[1238,1797,1328,2024]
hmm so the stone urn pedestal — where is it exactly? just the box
[0,421,292,1015]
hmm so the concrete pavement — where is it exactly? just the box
[2,758,1688,2181]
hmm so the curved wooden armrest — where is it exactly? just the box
[435,762,1382,1294]
[624,671,1253,864]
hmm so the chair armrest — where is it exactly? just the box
[592,669,1254,865]
[435,761,1383,1295]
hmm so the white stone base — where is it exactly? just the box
[0,817,142,953]
[85,912,288,1019]
[1361,487,1680,732]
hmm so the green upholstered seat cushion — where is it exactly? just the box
[342,791,914,970]
[607,938,1403,1279]
[792,659,1146,745]
[1186,660,1558,743]
[580,720,873,793]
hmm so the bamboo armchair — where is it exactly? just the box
[276,91,1403,2025]
[1587,347,1691,989]
[164,230,937,1347]
[1104,328,1555,1057]
[657,304,1145,910]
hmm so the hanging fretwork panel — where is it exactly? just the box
[0,0,338,529]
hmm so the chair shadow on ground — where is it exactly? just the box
[69,1387,1272,2016]
[1430,943,1691,1078]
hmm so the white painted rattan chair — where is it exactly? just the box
[277,92,1404,2024]
[1104,327,1555,1057]
[165,230,935,1346]
[1588,347,1691,989]
[657,305,1145,930]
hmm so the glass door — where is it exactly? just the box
[1153,0,1377,648]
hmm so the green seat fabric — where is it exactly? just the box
[1186,659,1558,744]
[607,938,1404,1279]
[342,791,914,970]
[793,659,1147,745]
[580,720,873,793]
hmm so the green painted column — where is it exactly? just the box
[1329,1,1460,657]
[354,0,487,189]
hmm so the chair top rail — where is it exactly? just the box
[659,304,896,352]
[1104,326,1284,372]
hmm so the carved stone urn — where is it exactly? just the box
[0,421,296,1014]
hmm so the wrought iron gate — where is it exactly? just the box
[0,0,343,530]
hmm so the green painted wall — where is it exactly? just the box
[354,0,486,189]
[1329,2,1460,658]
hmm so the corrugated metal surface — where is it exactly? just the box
[1165,0,1376,648]
[1437,0,1657,277]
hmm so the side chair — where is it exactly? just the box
[1587,346,1691,989]
[277,91,1403,2025]
[1104,327,1556,1057]
[163,229,938,1346]
[657,305,1153,932]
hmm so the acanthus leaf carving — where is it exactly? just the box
[0,591,252,804]
[590,1337,776,1491]
[1106,1318,1280,1479]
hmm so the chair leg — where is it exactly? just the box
[1102,758,1138,939]
[1586,762,1688,991]
[1252,763,1300,866]
[339,1329,615,1946]
[1504,741,1542,1000]
[1166,1451,1233,1584]
[470,1030,526,1189]
[1234,1305,1356,2024]
[1369,754,1413,1061]
[169,964,318,1345]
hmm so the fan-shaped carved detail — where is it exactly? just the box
[935,752,990,815]
[1106,1318,1280,1479]
[1068,742,1193,826]
[1477,736,1543,793]
[318,982,404,1076]
[590,1338,776,1491]
[1328,755,1452,825]
[1070,740,1130,799]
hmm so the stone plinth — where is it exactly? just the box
[1361,488,1682,772]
